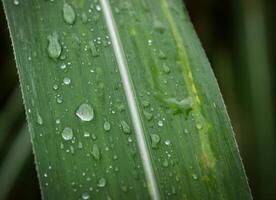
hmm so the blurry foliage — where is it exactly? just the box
[0,0,275,199]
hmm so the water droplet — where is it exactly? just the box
[97,178,106,188]
[81,12,88,24]
[63,77,71,85]
[89,40,99,57]
[60,64,66,69]
[196,123,203,130]
[192,173,198,180]
[163,159,169,168]
[104,121,111,132]
[47,32,61,60]
[153,19,165,33]
[164,140,171,146]
[82,192,90,199]
[95,5,101,11]
[84,132,90,137]
[143,110,153,121]
[91,144,100,160]
[150,134,160,149]
[78,141,83,149]
[162,64,170,74]
[157,120,163,127]
[63,3,76,25]
[121,120,131,134]
[142,100,150,107]
[76,103,94,122]
[158,50,167,59]
[121,185,128,192]
[61,127,73,141]
[13,0,19,6]
[37,113,43,125]
[53,84,58,90]
[162,97,193,115]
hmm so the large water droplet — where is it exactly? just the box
[61,127,73,141]
[150,134,160,149]
[121,120,131,134]
[91,144,100,160]
[76,103,94,122]
[104,121,111,132]
[97,178,106,187]
[63,3,76,25]
[47,32,61,60]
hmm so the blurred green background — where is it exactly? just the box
[0,0,275,199]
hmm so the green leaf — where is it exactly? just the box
[2,0,251,199]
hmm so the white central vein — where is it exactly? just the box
[100,0,160,199]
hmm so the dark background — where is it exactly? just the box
[0,0,275,199]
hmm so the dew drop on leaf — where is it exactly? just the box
[163,159,169,168]
[76,103,94,122]
[104,121,111,132]
[121,120,131,134]
[37,113,43,125]
[47,32,61,60]
[63,77,71,85]
[143,110,153,121]
[150,134,160,149]
[81,192,90,199]
[13,0,19,6]
[97,178,106,188]
[91,144,100,160]
[157,120,163,127]
[61,127,73,141]
[63,2,76,25]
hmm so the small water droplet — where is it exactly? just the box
[192,173,198,180]
[163,159,169,168]
[53,84,58,90]
[89,40,99,57]
[162,64,170,74]
[157,120,163,127]
[37,113,43,125]
[91,144,100,160]
[143,110,153,121]
[97,178,106,188]
[13,0,19,6]
[84,132,90,137]
[78,141,83,149]
[63,2,76,25]
[82,192,90,199]
[63,77,71,85]
[121,120,131,134]
[164,140,171,146]
[150,134,160,149]
[104,121,111,132]
[81,12,88,24]
[95,5,101,11]
[61,127,73,141]
[196,123,203,130]
[153,19,165,33]
[47,32,61,60]
[76,103,94,122]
